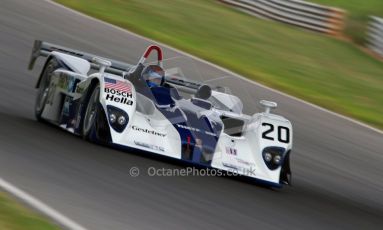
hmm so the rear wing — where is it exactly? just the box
[28,40,134,75]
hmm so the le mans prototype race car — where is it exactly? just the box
[28,40,293,187]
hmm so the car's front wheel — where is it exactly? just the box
[82,82,111,144]
[280,151,292,185]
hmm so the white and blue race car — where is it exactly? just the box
[28,40,293,187]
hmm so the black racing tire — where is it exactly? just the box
[280,151,292,185]
[35,59,59,121]
[81,82,111,144]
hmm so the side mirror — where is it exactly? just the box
[260,100,277,114]
[93,56,111,74]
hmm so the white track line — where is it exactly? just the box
[46,0,383,135]
[0,177,88,230]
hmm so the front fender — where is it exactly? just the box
[247,113,293,151]
[243,113,293,182]
[97,73,137,141]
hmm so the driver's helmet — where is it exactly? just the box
[142,65,165,88]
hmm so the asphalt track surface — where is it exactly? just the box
[1,0,383,229]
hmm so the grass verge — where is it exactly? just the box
[310,0,383,43]
[55,0,383,129]
[0,191,59,230]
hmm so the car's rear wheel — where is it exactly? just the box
[35,59,58,121]
[82,82,111,144]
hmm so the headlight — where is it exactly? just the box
[273,155,281,164]
[262,147,285,170]
[118,116,126,125]
[109,114,117,124]
[107,105,129,132]
[264,152,272,162]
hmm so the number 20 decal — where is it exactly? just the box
[262,123,290,143]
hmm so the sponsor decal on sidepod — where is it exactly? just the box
[132,126,166,137]
[104,77,134,105]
